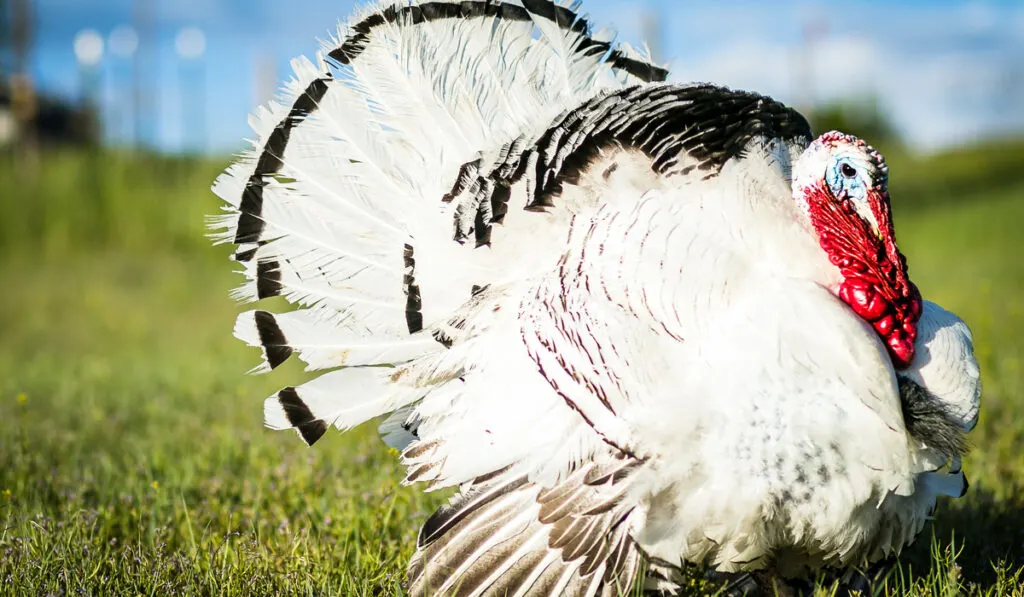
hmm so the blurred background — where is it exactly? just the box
[1,1,1023,594]
[5,0,1024,152]
[2,0,1023,253]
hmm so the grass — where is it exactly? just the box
[0,148,1023,595]
[0,150,222,256]
[0,253,438,595]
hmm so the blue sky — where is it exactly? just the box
[26,0,1024,153]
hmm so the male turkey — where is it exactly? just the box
[210,1,981,594]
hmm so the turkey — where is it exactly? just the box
[209,1,982,595]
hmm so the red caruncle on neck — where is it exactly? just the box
[803,182,922,369]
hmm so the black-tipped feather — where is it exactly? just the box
[234,0,667,253]
[276,387,329,445]
[329,1,667,81]
[255,260,283,299]
[403,244,425,334]
[448,84,811,254]
[235,78,331,245]
[253,311,293,369]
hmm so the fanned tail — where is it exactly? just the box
[210,0,667,445]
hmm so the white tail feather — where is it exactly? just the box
[263,367,414,436]
[234,309,441,373]
[212,0,665,449]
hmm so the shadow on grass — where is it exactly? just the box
[896,486,1024,591]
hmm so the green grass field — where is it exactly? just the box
[1,149,1023,595]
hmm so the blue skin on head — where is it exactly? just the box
[826,158,869,202]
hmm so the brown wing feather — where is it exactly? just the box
[407,457,647,597]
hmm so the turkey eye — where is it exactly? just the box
[840,163,857,178]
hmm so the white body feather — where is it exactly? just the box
[211,1,980,594]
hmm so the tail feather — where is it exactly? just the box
[234,309,439,373]
[212,0,667,449]
[232,254,407,330]
[263,367,414,445]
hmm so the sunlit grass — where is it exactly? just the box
[885,188,1024,596]
[0,151,225,257]
[0,254,441,595]
[0,149,1022,594]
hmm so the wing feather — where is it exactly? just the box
[408,458,646,597]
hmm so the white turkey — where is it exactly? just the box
[210,1,982,595]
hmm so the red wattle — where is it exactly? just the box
[840,277,890,321]
[862,292,889,320]
[888,331,914,369]
[875,314,896,336]
[907,283,923,320]
[804,179,920,370]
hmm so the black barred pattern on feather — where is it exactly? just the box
[232,243,259,263]
[445,84,812,248]
[230,0,665,252]
[528,84,811,197]
[403,244,425,334]
[235,78,331,245]
[253,310,293,369]
[328,0,669,81]
[211,0,981,593]
[276,387,329,446]
[255,260,282,299]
